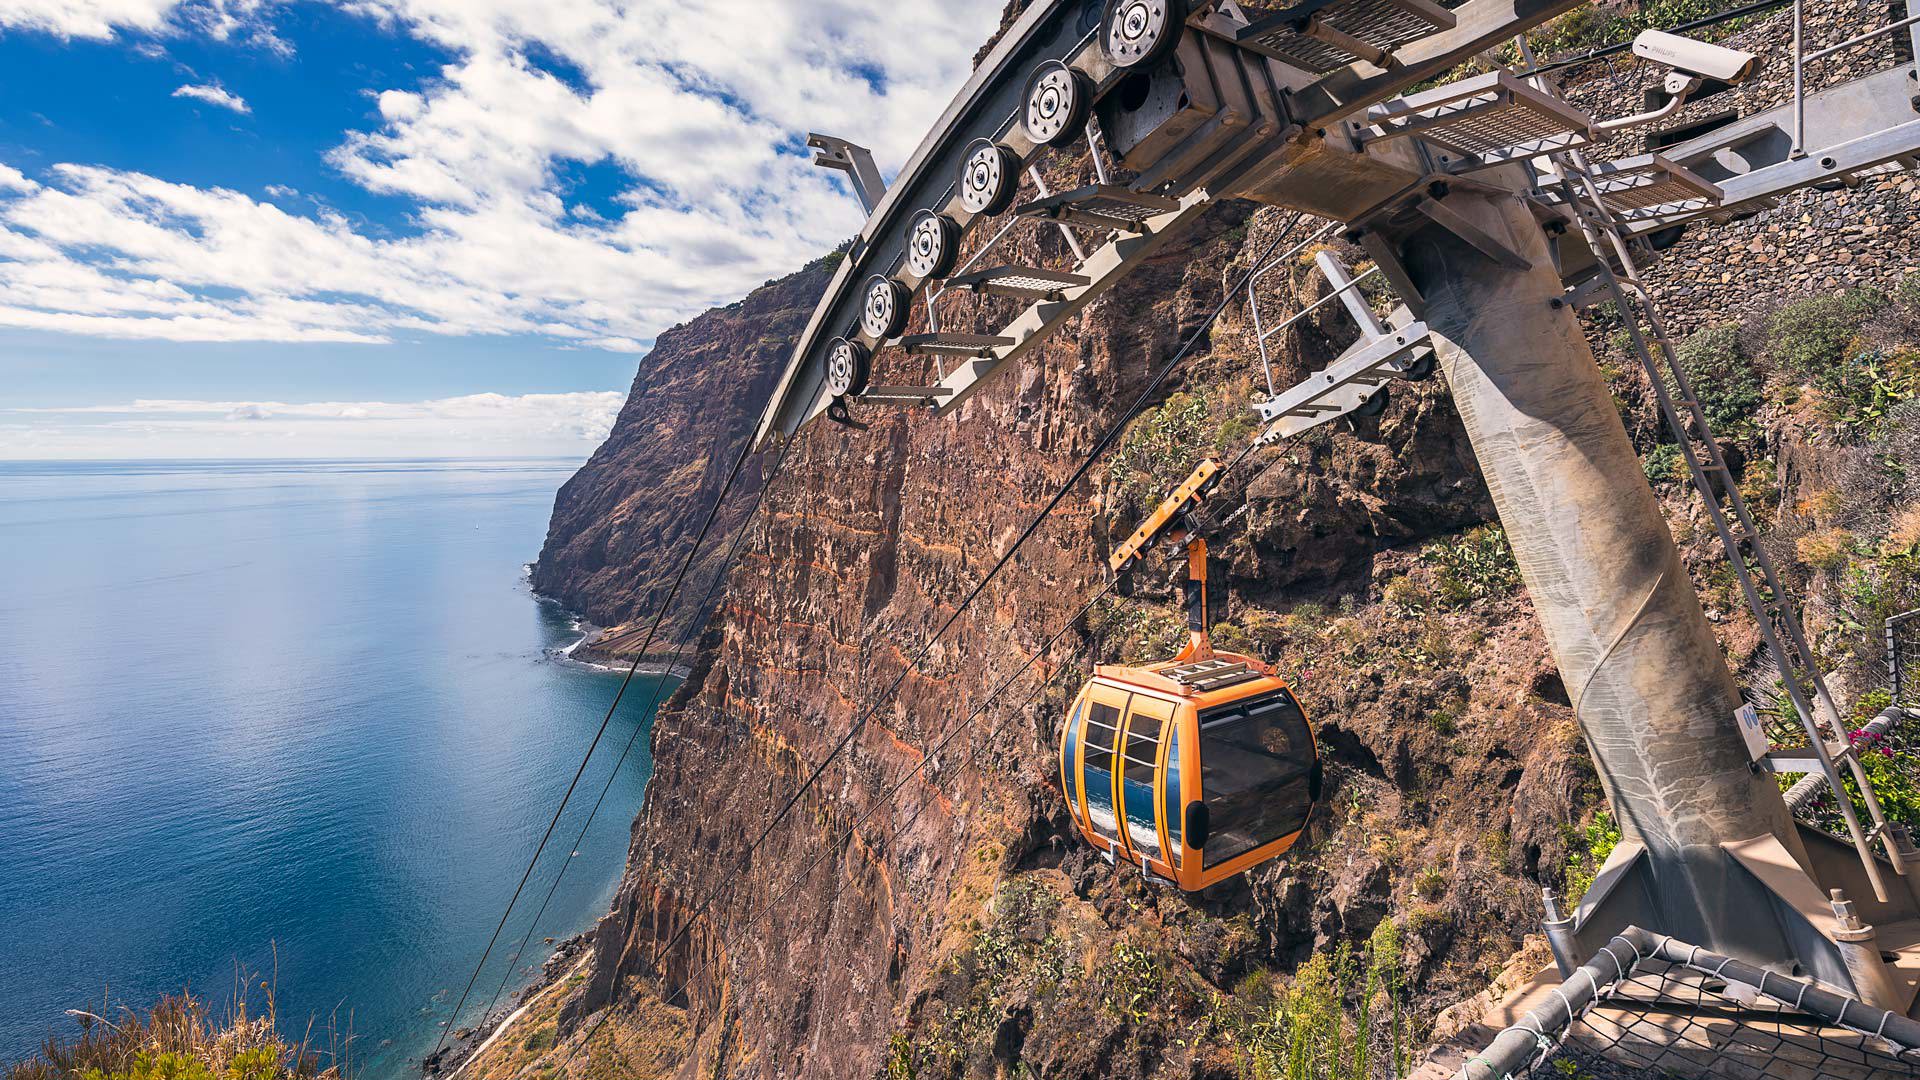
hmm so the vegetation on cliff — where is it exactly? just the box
[5,993,343,1080]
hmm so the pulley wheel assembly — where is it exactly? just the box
[1022,60,1093,148]
[958,139,1018,216]
[860,275,908,340]
[1101,0,1186,69]
[822,337,871,398]
[905,210,959,280]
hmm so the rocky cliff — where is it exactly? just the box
[532,255,838,659]
[498,7,1920,1078]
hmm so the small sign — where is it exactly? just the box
[1735,702,1768,763]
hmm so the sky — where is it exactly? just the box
[0,0,1005,458]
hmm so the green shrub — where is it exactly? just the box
[1640,443,1685,486]
[1245,920,1407,1080]
[1828,348,1920,436]
[1562,810,1622,903]
[1896,274,1920,318]
[1108,392,1210,502]
[1677,325,1764,437]
[7,993,341,1080]
[1425,526,1522,608]
[1098,941,1162,1022]
[1764,288,1887,379]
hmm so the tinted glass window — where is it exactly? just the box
[1162,733,1182,869]
[1199,688,1315,868]
[1083,698,1124,839]
[1060,696,1084,819]
[1120,698,1170,863]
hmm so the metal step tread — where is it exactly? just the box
[898,332,1013,358]
[860,384,956,404]
[1234,0,1455,74]
[1257,326,1431,426]
[1367,70,1593,166]
[947,264,1091,301]
[1015,184,1183,232]
[1168,659,1261,691]
[1584,153,1724,216]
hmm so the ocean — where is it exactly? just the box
[0,459,668,1078]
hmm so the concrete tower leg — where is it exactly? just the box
[1372,191,1815,970]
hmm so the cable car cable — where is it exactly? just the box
[621,211,1311,1014]
[428,386,791,1063]
[664,425,1315,1012]
[469,435,799,1039]
[623,622,1097,1031]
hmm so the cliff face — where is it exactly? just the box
[511,8,1920,1078]
[531,255,837,657]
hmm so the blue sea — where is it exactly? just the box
[0,459,669,1078]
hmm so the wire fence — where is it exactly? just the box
[1470,954,1920,1080]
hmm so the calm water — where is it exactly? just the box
[0,459,669,1078]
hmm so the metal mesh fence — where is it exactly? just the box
[1493,958,1920,1079]
[1888,609,1920,708]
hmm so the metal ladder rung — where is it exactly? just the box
[899,333,1013,359]
[1015,185,1183,233]
[946,264,1090,302]
[1233,0,1455,73]
[1365,71,1594,169]
[859,385,956,405]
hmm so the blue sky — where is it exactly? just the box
[0,0,1002,457]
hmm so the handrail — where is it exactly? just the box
[1242,221,1344,393]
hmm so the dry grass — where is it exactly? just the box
[5,986,346,1080]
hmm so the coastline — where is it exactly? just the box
[421,934,590,1080]
[527,576,694,679]
[552,620,694,678]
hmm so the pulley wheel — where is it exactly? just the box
[1402,352,1435,382]
[822,337,870,398]
[905,210,959,280]
[1101,0,1186,69]
[1022,60,1092,148]
[958,139,1018,217]
[860,275,908,340]
[1356,387,1389,417]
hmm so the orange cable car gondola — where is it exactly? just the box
[1060,459,1321,890]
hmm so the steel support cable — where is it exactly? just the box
[650,428,1307,1022]
[646,601,1102,1026]
[549,649,1091,1071]
[429,383,789,1063]
[622,211,1309,1016]
[468,433,799,1045]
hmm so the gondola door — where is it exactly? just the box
[1079,682,1132,851]
[1118,695,1174,870]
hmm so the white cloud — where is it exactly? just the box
[172,82,251,113]
[5,390,625,458]
[0,0,271,41]
[0,0,1005,356]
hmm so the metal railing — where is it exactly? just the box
[1239,221,1349,393]
[1453,926,1920,1079]
[1787,0,1920,156]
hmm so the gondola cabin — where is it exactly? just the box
[1061,457,1321,889]
[1059,655,1320,890]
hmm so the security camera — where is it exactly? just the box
[1632,29,1762,84]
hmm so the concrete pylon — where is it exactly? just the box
[1370,190,1812,968]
